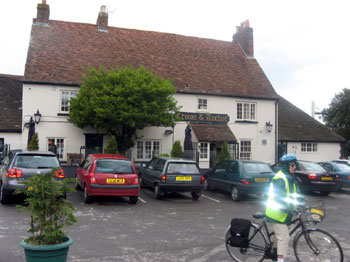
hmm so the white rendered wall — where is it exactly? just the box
[287,142,341,162]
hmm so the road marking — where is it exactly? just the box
[190,244,225,262]
[138,197,147,203]
[202,194,220,203]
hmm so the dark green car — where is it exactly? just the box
[204,160,275,201]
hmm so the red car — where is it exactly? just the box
[75,154,139,204]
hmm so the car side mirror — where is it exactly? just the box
[141,163,146,168]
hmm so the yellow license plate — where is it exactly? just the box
[176,176,192,181]
[321,177,333,181]
[255,178,269,182]
[106,178,125,184]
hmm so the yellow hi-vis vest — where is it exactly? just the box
[266,170,297,223]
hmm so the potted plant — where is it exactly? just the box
[16,169,77,262]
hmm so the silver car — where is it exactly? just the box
[0,149,64,204]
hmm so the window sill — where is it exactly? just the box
[57,113,69,116]
[235,120,258,124]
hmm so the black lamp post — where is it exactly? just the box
[34,109,41,125]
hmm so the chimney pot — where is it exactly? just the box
[232,20,254,57]
[35,1,50,26]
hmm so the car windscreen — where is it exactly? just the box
[95,159,134,174]
[243,163,273,174]
[299,162,326,172]
[335,163,350,172]
[167,163,199,174]
[14,154,60,169]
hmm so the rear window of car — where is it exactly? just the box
[243,163,272,174]
[95,159,134,174]
[14,154,60,169]
[335,163,350,172]
[299,162,326,172]
[167,162,199,174]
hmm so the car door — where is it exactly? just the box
[77,157,94,187]
[210,161,226,189]
[143,158,161,186]
[223,160,240,191]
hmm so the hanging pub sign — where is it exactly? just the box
[176,112,229,125]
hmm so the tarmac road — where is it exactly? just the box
[0,187,349,262]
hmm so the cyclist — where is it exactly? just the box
[265,154,303,262]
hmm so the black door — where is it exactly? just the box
[85,134,103,156]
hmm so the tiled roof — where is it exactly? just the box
[278,96,344,142]
[24,20,278,100]
[0,74,23,132]
[191,123,237,142]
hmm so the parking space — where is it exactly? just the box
[0,188,349,262]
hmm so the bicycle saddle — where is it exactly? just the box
[253,212,266,219]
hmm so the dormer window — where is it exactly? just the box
[198,98,207,110]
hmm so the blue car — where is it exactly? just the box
[204,160,275,201]
[318,162,350,190]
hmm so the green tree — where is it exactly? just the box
[105,135,118,154]
[171,141,184,158]
[322,88,350,155]
[216,142,231,163]
[69,66,179,154]
[27,132,39,151]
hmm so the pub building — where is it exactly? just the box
[17,2,277,169]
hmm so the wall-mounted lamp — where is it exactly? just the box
[34,109,42,125]
[164,129,173,135]
[266,121,273,133]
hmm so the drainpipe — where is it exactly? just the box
[275,100,278,163]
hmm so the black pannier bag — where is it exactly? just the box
[228,218,251,247]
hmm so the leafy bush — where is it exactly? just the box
[105,135,118,154]
[216,142,231,163]
[27,132,39,151]
[16,170,77,245]
[171,141,184,158]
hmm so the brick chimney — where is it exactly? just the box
[97,5,108,32]
[232,20,254,57]
[35,0,50,26]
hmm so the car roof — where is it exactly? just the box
[10,149,56,156]
[154,157,197,163]
[219,159,268,164]
[88,154,129,160]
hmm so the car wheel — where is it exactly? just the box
[320,191,330,196]
[0,183,10,204]
[154,184,163,200]
[231,186,241,201]
[129,196,138,204]
[84,185,93,204]
[191,191,201,200]
[203,179,211,191]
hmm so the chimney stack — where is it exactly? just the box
[35,0,50,26]
[97,5,108,32]
[232,20,254,57]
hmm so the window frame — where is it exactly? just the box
[136,140,161,160]
[47,137,65,160]
[60,90,78,113]
[199,142,209,160]
[197,98,208,111]
[301,142,318,152]
[236,102,257,121]
[240,140,252,160]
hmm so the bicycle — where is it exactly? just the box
[225,200,344,262]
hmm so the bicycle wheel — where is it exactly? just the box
[294,228,343,262]
[225,223,268,262]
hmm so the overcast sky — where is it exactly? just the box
[1,0,349,116]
